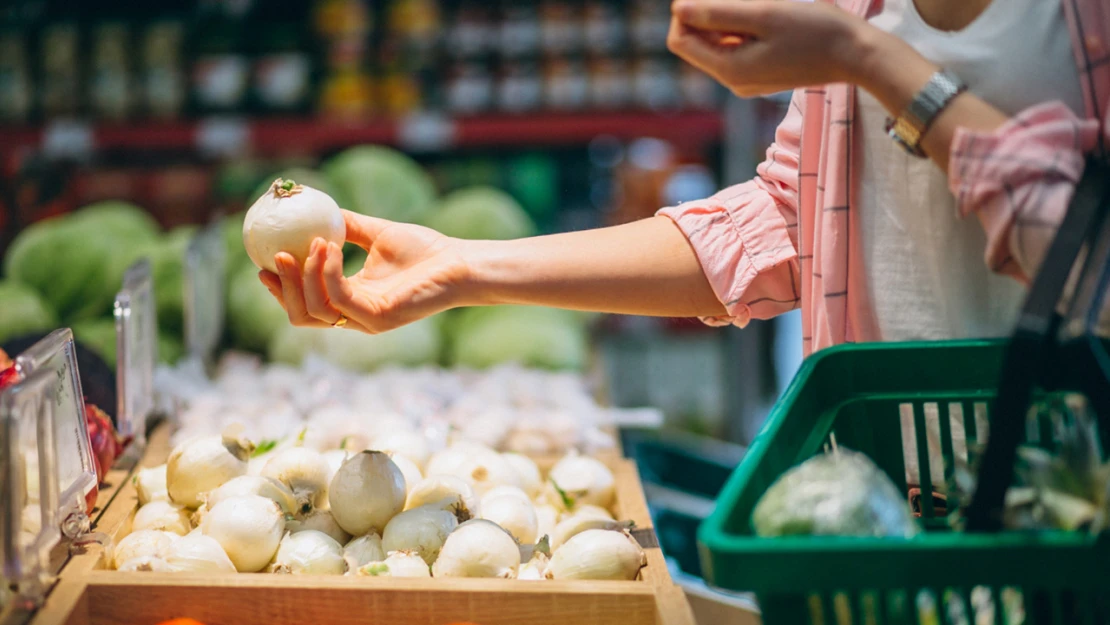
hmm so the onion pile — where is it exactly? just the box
[111,431,645,581]
[154,355,640,460]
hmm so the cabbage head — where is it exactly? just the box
[5,203,160,322]
[322,146,437,224]
[221,210,251,281]
[424,187,536,240]
[71,318,118,368]
[228,261,289,352]
[448,306,588,370]
[0,280,58,343]
[268,316,441,371]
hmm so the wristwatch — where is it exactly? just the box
[884,69,968,157]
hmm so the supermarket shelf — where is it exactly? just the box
[2,110,724,159]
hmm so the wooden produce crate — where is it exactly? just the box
[34,425,695,625]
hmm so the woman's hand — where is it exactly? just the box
[259,210,472,333]
[667,0,876,97]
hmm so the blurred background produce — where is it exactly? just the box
[0,0,802,445]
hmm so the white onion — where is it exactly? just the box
[243,178,345,274]
[517,553,549,581]
[535,504,560,541]
[358,551,431,578]
[132,501,192,536]
[117,555,173,572]
[342,533,385,571]
[162,533,236,573]
[432,519,521,579]
[322,449,349,485]
[328,451,406,536]
[287,508,351,546]
[112,530,177,569]
[134,464,169,505]
[261,447,331,515]
[388,454,423,495]
[546,454,615,511]
[270,530,345,575]
[203,475,298,518]
[479,494,538,544]
[167,429,252,509]
[200,495,285,572]
[431,445,520,498]
[551,515,633,550]
[405,475,478,516]
[373,430,431,469]
[546,529,645,581]
[381,502,460,565]
[480,486,530,507]
[501,453,543,498]
[424,447,470,478]
[568,504,615,520]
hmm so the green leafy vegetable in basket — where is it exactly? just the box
[751,444,920,538]
[952,393,1109,533]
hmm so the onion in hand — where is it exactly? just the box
[242,178,345,274]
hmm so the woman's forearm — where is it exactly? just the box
[458,216,728,318]
[851,27,1010,172]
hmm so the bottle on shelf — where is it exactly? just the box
[141,20,187,120]
[40,22,82,119]
[90,22,134,122]
[0,30,33,124]
[190,0,252,115]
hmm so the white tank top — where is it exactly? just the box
[857,0,1085,341]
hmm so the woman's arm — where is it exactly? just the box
[850,28,1008,172]
[670,0,1103,281]
[460,216,727,317]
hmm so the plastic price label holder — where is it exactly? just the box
[1,367,62,610]
[184,222,226,372]
[14,329,98,540]
[113,258,157,450]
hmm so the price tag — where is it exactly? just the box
[184,222,226,369]
[41,119,94,160]
[398,113,456,152]
[195,116,249,158]
[0,367,62,607]
[114,258,157,447]
[14,330,97,531]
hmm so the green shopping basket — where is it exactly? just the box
[697,339,1110,624]
[696,156,1110,624]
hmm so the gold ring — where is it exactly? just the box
[332,314,348,328]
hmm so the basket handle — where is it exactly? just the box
[964,156,1110,532]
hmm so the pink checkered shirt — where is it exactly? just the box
[659,0,1109,356]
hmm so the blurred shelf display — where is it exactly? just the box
[1,110,725,159]
[0,0,723,127]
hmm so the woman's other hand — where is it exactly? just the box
[259,210,472,333]
[667,0,876,98]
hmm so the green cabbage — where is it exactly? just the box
[71,318,118,368]
[751,448,920,538]
[221,210,251,281]
[228,261,289,352]
[4,203,161,322]
[322,146,437,224]
[424,187,537,240]
[159,333,183,365]
[69,200,161,242]
[448,306,588,370]
[268,316,441,371]
[0,280,58,343]
[70,319,184,367]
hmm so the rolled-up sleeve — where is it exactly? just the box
[658,90,804,327]
[949,101,1102,282]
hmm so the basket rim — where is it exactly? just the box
[697,338,1009,553]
